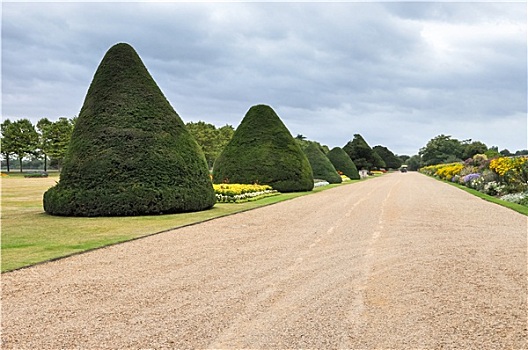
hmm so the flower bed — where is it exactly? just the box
[213,184,279,203]
[420,155,528,205]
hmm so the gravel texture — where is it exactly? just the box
[2,172,527,349]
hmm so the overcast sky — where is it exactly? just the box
[2,1,526,155]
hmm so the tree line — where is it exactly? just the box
[0,117,406,173]
[6,117,519,174]
[0,117,236,172]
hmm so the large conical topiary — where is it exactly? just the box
[326,147,360,180]
[213,104,313,192]
[303,142,342,184]
[43,43,215,216]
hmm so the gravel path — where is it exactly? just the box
[2,172,527,349]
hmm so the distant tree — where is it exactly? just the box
[515,149,528,156]
[4,119,39,172]
[186,122,234,169]
[398,155,410,163]
[37,117,74,171]
[462,140,488,160]
[0,119,14,171]
[419,134,464,166]
[36,118,52,171]
[500,149,512,156]
[406,155,422,171]
[343,134,379,170]
[485,146,501,159]
[373,145,402,169]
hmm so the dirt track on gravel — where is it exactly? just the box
[2,172,527,349]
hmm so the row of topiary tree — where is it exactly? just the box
[42,43,396,217]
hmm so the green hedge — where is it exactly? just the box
[213,104,314,192]
[303,143,342,184]
[43,43,215,216]
[326,147,360,180]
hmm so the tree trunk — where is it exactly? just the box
[19,156,23,173]
[5,156,10,172]
[43,155,47,172]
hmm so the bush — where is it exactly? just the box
[326,147,360,180]
[303,143,342,184]
[43,43,215,216]
[212,104,313,192]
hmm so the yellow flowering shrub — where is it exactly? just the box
[489,156,528,177]
[434,163,464,180]
[213,184,279,203]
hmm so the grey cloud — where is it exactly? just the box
[2,2,526,155]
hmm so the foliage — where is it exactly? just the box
[326,147,360,180]
[343,134,384,170]
[0,118,39,172]
[303,142,342,184]
[405,155,421,171]
[186,121,234,169]
[212,104,314,192]
[36,117,75,171]
[462,140,488,160]
[419,134,464,166]
[373,145,401,169]
[43,43,215,216]
[213,183,278,203]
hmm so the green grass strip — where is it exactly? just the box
[1,176,359,273]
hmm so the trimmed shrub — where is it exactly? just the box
[212,104,314,192]
[43,43,215,216]
[327,147,360,180]
[303,143,342,184]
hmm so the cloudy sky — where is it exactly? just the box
[2,1,526,156]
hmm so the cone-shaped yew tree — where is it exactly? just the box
[303,142,342,184]
[213,104,314,192]
[326,147,360,180]
[43,43,215,216]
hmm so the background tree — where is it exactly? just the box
[186,121,234,169]
[1,119,14,172]
[36,118,53,171]
[485,146,501,159]
[37,117,75,171]
[373,145,402,169]
[406,155,422,171]
[419,134,464,166]
[462,140,488,160]
[500,149,512,156]
[343,134,379,170]
[4,119,39,172]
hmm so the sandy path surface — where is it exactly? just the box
[2,172,527,349]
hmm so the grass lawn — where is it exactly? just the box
[1,174,355,272]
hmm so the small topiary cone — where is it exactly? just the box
[213,104,313,192]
